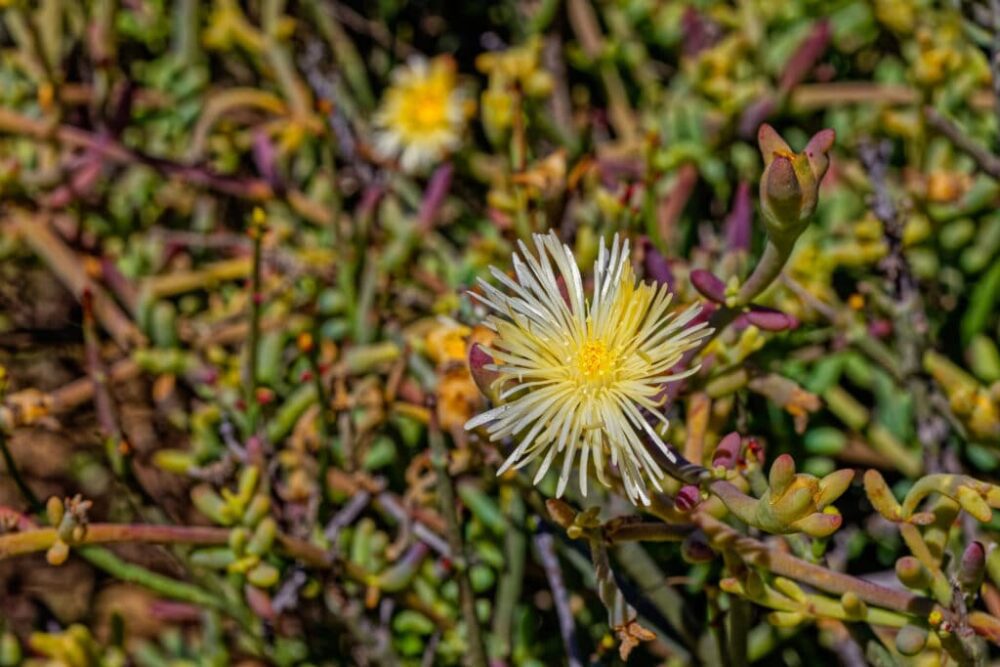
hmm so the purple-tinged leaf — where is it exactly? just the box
[778,19,832,93]
[690,269,726,303]
[725,181,752,252]
[643,239,674,291]
[252,130,281,191]
[746,307,799,331]
[418,162,454,232]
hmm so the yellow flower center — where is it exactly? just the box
[410,94,447,131]
[576,339,615,385]
[388,73,454,140]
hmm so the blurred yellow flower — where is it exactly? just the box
[475,37,553,98]
[465,232,711,505]
[374,56,469,173]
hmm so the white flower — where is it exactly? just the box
[465,232,711,505]
[373,56,468,173]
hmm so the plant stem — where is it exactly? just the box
[728,596,751,667]
[246,218,264,435]
[0,429,42,513]
[491,483,525,659]
[694,513,936,616]
[172,0,201,65]
[535,530,584,667]
[80,546,223,610]
[428,416,488,667]
[0,522,329,566]
[736,240,787,306]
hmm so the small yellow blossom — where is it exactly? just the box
[475,37,553,98]
[373,56,469,173]
[465,232,711,505]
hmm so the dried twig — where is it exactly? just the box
[535,530,585,667]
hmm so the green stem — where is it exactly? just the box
[728,596,751,667]
[79,546,223,610]
[694,513,937,617]
[0,429,42,513]
[246,222,264,434]
[428,417,488,667]
[172,0,201,66]
[736,240,788,306]
[491,483,525,659]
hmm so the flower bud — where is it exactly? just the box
[712,432,742,469]
[674,485,701,512]
[468,343,500,402]
[757,124,835,250]
[958,541,986,595]
[761,154,802,229]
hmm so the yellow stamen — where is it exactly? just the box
[577,339,615,384]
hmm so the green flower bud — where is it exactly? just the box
[758,124,835,250]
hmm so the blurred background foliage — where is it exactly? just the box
[0,0,998,665]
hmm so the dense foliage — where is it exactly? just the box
[1,1,1000,665]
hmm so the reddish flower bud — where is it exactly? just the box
[468,343,501,401]
[674,485,701,512]
[712,432,742,469]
